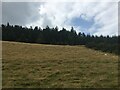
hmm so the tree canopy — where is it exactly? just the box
[1,23,119,55]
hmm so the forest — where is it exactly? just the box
[1,23,120,55]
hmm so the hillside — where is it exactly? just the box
[2,23,119,55]
[2,41,118,88]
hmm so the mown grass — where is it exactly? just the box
[2,41,118,88]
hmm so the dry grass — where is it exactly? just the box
[2,41,118,88]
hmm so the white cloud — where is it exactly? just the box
[2,0,119,36]
[26,1,118,36]
[2,0,119,2]
[92,2,118,36]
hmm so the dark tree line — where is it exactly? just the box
[1,23,120,55]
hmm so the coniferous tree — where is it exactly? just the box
[1,23,119,55]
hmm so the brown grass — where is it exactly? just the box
[2,41,118,88]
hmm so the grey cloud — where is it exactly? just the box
[0,1,1,39]
[41,14,53,28]
[0,1,2,24]
[118,1,120,35]
[2,2,41,26]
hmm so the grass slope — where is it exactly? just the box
[2,41,118,88]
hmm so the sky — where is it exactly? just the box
[1,0,119,36]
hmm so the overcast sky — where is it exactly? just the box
[2,0,119,36]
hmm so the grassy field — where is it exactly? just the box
[2,41,118,88]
